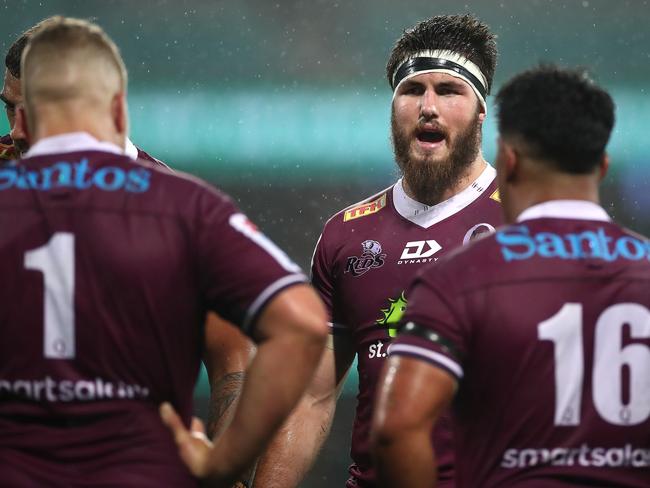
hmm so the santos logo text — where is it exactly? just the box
[0,159,151,193]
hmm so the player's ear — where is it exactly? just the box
[15,105,31,146]
[497,137,518,183]
[477,100,487,124]
[598,154,609,181]
[111,91,128,136]
[504,143,519,183]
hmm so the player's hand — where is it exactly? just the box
[160,402,215,479]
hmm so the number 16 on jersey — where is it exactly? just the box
[539,302,650,427]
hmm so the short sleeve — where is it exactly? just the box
[311,231,334,311]
[310,225,350,336]
[195,188,307,335]
[389,266,470,380]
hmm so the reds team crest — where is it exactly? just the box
[344,240,386,277]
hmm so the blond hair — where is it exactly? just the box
[21,16,128,126]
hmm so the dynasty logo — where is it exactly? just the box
[344,240,386,277]
[398,240,442,264]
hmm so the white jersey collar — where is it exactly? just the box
[393,163,496,228]
[124,137,139,160]
[517,200,611,223]
[25,132,136,159]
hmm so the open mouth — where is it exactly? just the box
[416,128,445,144]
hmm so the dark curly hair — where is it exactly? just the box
[5,18,58,78]
[495,65,615,174]
[386,14,498,93]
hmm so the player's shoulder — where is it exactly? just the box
[322,184,393,232]
[315,185,394,256]
[584,221,650,270]
[108,154,235,220]
[135,148,172,171]
[124,138,171,171]
[618,223,650,242]
[469,171,502,213]
[483,185,502,206]
[150,163,232,206]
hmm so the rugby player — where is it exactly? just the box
[372,66,649,487]
[0,17,327,486]
[1,17,165,166]
[1,18,257,473]
[254,14,502,487]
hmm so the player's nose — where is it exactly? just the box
[420,88,439,119]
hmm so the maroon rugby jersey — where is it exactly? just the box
[312,165,502,487]
[392,200,650,487]
[0,133,306,486]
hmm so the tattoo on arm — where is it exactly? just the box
[207,371,258,488]
[207,371,245,438]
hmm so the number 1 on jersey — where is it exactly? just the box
[24,233,76,359]
[538,303,583,426]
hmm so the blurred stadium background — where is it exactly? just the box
[2,0,649,485]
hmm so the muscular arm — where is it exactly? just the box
[252,332,356,487]
[371,356,456,488]
[203,313,258,487]
[162,284,329,486]
[203,312,256,439]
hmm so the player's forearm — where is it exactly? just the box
[206,371,259,488]
[206,371,245,439]
[252,392,337,487]
[203,313,256,439]
[374,429,436,488]
[208,329,326,483]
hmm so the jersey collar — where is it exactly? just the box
[124,137,139,160]
[25,132,137,159]
[392,163,496,229]
[517,200,611,223]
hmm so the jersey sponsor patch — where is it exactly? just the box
[501,444,650,469]
[397,240,442,264]
[343,193,387,222]
[0,159,151,193]
[496,225,650,263]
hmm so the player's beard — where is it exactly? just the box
[391,109,482,206]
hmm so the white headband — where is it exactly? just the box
[392,49,488,112]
